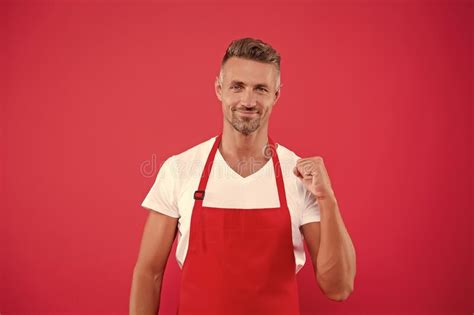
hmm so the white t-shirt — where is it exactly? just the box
[141,135,321,274]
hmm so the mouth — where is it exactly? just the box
[236,110,258,117]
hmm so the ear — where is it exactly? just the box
[273,83,282,105]
[215,76,222,101]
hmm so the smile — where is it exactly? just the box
[236,110,258,116]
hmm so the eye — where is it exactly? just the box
[231,85,242,90]
[257,87,268,92]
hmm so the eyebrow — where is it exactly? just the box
[229,80,270,89]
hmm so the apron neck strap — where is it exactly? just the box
[195,133,287,208]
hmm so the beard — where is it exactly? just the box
[230,110,261,136]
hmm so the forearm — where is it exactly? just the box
[129,266,163,315]
[316,196,356,299]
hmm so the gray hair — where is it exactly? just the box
[217,37,282,92]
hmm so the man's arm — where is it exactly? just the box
[300,197,356,301]
[129,210,178,315]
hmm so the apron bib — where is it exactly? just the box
[177,133,301,315]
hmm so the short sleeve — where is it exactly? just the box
[141,155,180,218]
[300,183,321,226]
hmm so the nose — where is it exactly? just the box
[240,88,257,108]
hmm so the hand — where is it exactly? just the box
[293,157,335,200]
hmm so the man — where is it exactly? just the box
[130,37,356,315]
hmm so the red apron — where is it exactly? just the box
[177,133,301,315]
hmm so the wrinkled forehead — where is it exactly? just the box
[221,57,278,87]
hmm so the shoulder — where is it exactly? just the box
[275,142,307,197]
[275,142,301,172]
[161,135,217,183]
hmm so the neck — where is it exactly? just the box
[219,123,271,161]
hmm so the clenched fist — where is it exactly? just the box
[293,157,335,200]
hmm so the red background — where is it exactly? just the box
[1,1,472,314]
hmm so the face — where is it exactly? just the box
[215,57,281,136]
